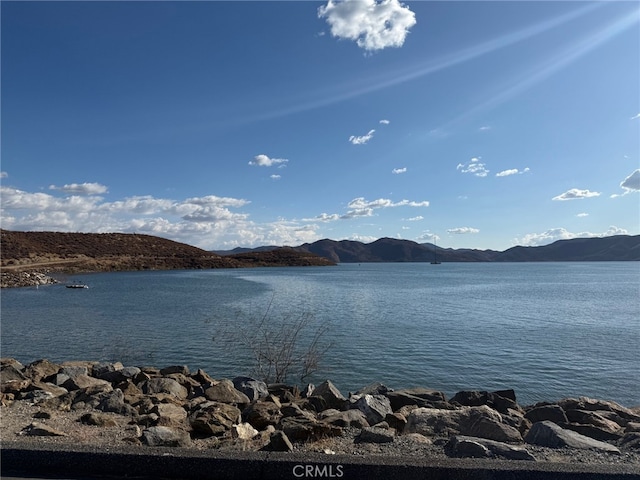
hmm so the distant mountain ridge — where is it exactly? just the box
[215,235,640,262]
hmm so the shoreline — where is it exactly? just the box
[2,357,639,474]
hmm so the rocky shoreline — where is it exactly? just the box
[1,270,58,288]
[1,358,639,466]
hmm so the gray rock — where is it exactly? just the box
[92,362,124,378]
[98,366,142,384]
[356,426,395,444]
[310,380,346,410]
[461,406,523,443]
[24,359,61,382]
[80,412,119,427]
[204,380,250,406]
[446,435,536,461]
[233,376,269,402]
[351,394,392,426]
[231,422,259,440]
[62,374,112,392]
[558,397,640,424]
[404,407,467,436]
[189,402,241,436]
[95,389,129,414]
[524,421,620,453]
[261,430,293,452]
[142,426,191,447]
[59,365,88,379]
[355,382,391,396]
[620,432,640,450]
[321,409,370,429]
[243,401,282,430]
[151,403,188,426]
[279,416,340,442]
[525,404,568,425]
[1,364,27,383]
[22,421,67,437]
[559,422,623,442]
[160,365,190,376]
[387,388,448,411]
[140,378,188,400]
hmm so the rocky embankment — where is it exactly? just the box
[2,358,639,465]
[1,270,58,288]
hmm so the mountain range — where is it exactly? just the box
[214,235,640,262]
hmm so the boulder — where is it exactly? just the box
[151,403,188,426]
[451,390,519,414]
[233,377,269,402]
[350,394,392,426]
[404,407,467,436]
[559,422,623,442]
[97,366,142,384]
[619,432,640,450]
[524,404,568,425]
[565,409,624,433]
[446,435,536,461]
[22,421,67,437]
[204,380,250,406]
[279,416,340,442]
[24,360,61,382]
[142,426,191,447]
[231,422,259,440]
[191,368,216,385]
[1,364,27,383]
[62,375,112,392]
[355,426,395,444]
[387,388,448,411]
[95,389,133,415]
[261,430,293,452]
[59,365,89,379]
[160,365,190,376]
[189,402,241,436]
[461,406,523,443]
[355,382,391,396]
[524,421,620,453]
[243,401,282,430]
[321,409,370,429]
[140,378,188,400]
[80,412,119,427]
[92,362,124,378]
[558,398,640,424]
[310,380,346,410]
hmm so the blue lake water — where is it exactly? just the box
[1,262,639,406]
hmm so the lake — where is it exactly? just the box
[1,262,638,407]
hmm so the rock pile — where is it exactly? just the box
[0,271,57,288]
[2,357,639,461]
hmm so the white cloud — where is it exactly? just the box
[496,167,530,177]
[49,182,108,195]
[516,226,628,246]
[270,174,281,180]
[379,119,390,125]
[249,154,288,167]
[620,169,640,192]
[318,0,417,52]
[0,172,8,179]
[407,216,423,221]
[392,167,407,174]
[576,212,589,217]
[349,129,375,145]
[457,157,489,177]
[306,213,341,222]
[342,197,429,218]
[552,188,601,201]
[447,227,479,234]
[478,126,492,132]
[631,113,640,120]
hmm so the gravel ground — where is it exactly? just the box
[2,400,639,467]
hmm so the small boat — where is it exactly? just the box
[66,284,89,289]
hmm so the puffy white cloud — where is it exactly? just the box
[447,227,479,234]
[516,226,628,246]
[379,119,390,125]
[349,129,375,145]
[457,157,489,177]
[249,154,288,167]
[306,213,341,222]
[496,167,529,177]
[552,188,601,201]
[620,169,640,192]
[49,182,108,195]
[392,167,407,174]
[270,174,281,180]
[407,215,423,221]
[318,0,417,52]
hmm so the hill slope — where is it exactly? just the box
[0,230,335,285]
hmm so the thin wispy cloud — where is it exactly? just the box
[249,154,288,167]
[447,227,479,234]
[407,215,423,221]
[552,188,601,201]
[379,119,390,125]
[457,157,489,177]
[349,129,375,145]
[392,167,407,174]
[496,167,530,177]
[49,182,108,195]
[318,0,417,52]
[270,175,281,180]
[631,113,640,120]
[577,212,589,217]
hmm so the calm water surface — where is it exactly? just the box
[2,262,638,406]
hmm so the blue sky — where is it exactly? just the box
[1,1,638,251]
